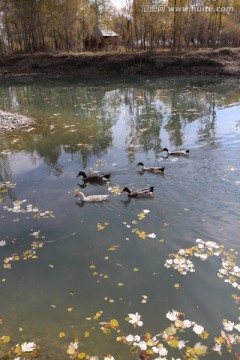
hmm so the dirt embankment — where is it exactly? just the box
[0,48,240,77]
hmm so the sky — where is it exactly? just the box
[111,0,125,9]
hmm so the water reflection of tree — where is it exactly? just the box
[0,154,18,202]
[0,77,239,174]
[196,95,216,145]
[121,88,163,162]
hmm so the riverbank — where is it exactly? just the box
[0,48,240,77]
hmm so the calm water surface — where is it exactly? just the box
[0,76,239,359]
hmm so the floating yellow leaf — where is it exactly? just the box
[144,333,151,341]
[84,330,90,337]
[175,319,183,328]
[14,345,21,356]
[0,335,10,344]
[67,308,73,312]
[108,245,120,251]
[97,223,105,231]
[169,339,179,348]
[94,312,102,319]
[174,283,180,289]
[109,319,119,328]
[147,339,156,346]
[214,336,225,344]
[118,282,124,286]
[195,344,207,355]
[165,326,177,336]
[1,278,6,282]
[67,346,76,355]
[78,353,86,359]
[102,327,111,335]
[200,331,209,339]
[133,268,139,272]
[59,332,66,338]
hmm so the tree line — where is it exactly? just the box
[0,0,239,55]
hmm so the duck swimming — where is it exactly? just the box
[75,192,109,202]
[122,186,154,198]
[162,148,189,156]
[76,171,111,182]
[137,162,165,174]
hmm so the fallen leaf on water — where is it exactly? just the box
[78,352,86,358]
[21,341,36,352]
[59,332,66,338]
[108,245,120,251]
[109,319,119,328]
[0,335,10,344]
[94,312,102,320]
[29,230,40,238]
[84,330,90,337]
[148,233,156,238]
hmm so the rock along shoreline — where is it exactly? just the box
[0,110,34,134]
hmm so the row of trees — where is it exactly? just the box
[0,0,239,54]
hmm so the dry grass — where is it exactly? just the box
[1,47,240,77]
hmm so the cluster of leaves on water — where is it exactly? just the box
[61,307,239,360]
[0,179,239,360]
[0,334,39,359]
[164,239,240,290]
[0,181,15,203]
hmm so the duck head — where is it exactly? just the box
[122,187,131,194]
[76,171,87,178]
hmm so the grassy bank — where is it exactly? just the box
[0,48,240,77]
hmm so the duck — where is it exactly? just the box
[162,148,189,156]
[75,192,109,202]
[137,162,165,174]
[122,186,154,198]
[76,171,111,182]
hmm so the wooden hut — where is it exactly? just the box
[84,26,119,51]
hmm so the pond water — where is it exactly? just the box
[0,75,239,360]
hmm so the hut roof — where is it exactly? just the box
[93,25,118,38]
